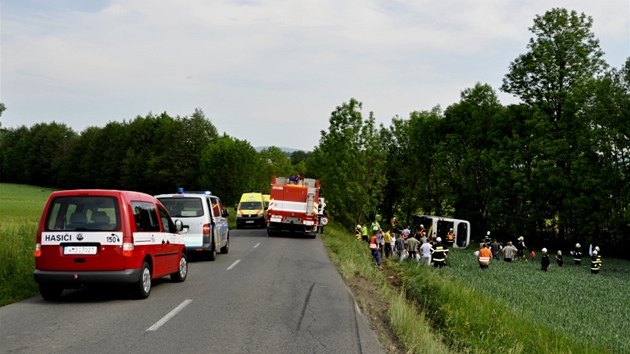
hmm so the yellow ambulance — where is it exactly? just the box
[236,191,266,229]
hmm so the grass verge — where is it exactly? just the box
[0,183,53,306]
[321,222,452,354]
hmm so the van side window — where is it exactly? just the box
[132,202,160,232]
[157,205,176,233]
[211,197,222,218]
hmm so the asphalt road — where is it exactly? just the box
[0,228,383,354]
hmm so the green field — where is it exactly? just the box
[321,223,630,354]
[442,249,629,353]
[0,183,56,306]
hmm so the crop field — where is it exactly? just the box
[0,183,55,306]
[441,247,630,353]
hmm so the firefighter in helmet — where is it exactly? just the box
[484,231,492,244]
[516,236,527,260]
[431,237,448,268]
[590,250,602,274]
[573,243,582,265]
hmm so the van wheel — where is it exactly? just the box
[171,253,188,282]
[39,284,63,301]
[220,238,229,254]
[207,246,217,261]
[134,262,152,299]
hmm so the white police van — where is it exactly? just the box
[155,189,229,261]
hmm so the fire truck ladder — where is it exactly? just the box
[305,179,317,216]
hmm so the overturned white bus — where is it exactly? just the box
[412,214,470,248]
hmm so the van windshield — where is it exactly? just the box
[239,202,263,210]
[159,197,204,218]
[45,196,120,231]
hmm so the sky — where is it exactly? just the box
[1,1,628,151]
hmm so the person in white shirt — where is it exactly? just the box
[420,238,433,266]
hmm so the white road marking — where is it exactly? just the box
[146,299,193,331]
[227,260,240,270]
[254,242,261,248]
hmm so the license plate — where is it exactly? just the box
[64,246,97,255]
[285,217,300,224]
[246,220,254,224]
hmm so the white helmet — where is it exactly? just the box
[576,243,581,248]
[356,224,361,229]
[518,236,524,241]
[436,237,442,242]
[449,228,453,232]
[595,246,600,251]
[542,248,547,253]
[420,224,424,228]
[487,231,491,235]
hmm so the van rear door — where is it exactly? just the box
[38,195,125,271]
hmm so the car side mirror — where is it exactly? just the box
[174,219,183,232]
[222,209,229,217]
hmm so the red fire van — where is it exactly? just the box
[34,190,187,300]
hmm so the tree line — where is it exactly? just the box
[0,108,308,206]
[1,8,629,255]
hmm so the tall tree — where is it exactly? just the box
[440,84,505,231]
[258,146,293,187]
[501,8,607,244]
[0,103,5,127]
[23,122,77,188]
[199,135,263,206]
[309,98,387,228]
[384,107,443,226]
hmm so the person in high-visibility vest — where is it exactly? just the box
[478,243,492,269]
[383,230,392,258]
[590,250,602,274]
[446,228,455,248]
[361,224,369,242]
[431,237,448,268]
[369,231,382,268]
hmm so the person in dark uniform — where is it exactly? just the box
[555,250,563,267]
[484,231,492,244]
[516,236,527,261]
[591,250,602,274]
[541,248,550,271]
[431,237,448,268]
[573,243,582,265]
[490,239,501,260]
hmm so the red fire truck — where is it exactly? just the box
[266,176,320,238]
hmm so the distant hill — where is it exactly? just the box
[255,146,308,153]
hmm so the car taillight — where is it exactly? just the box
[203,224,210,235]
[34,243,41,257]
[123,243,134,257]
